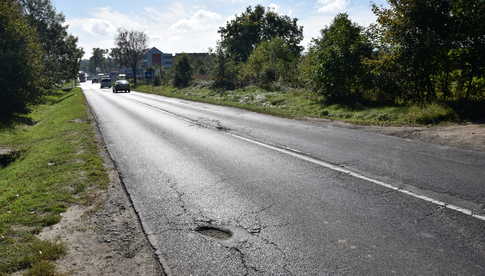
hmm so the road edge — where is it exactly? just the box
[84,89,170,276]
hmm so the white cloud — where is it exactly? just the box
[66,3,225,57]
[268,3,279,12]
[170,10,223,33]
[64,1,379,57]
[317,0,349,13]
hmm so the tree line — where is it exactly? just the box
[84,1,484,118]
[209,1,484,117]
[1,0,83,121]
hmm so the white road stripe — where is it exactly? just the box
[228,132,485,222]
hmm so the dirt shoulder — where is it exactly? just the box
[35,94,164,275]
[310,118,485,152]
[366,123,485,152]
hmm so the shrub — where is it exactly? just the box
[173,55,193,88]
[307,13,372,104]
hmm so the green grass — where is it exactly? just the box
[0,88,109,275]
[135,84,458,126]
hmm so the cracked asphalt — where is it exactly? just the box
[83,83,485,275]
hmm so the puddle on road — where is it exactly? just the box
[195,225,233,240]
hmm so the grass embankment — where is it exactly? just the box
[0,88,108,275]
[136,84,457,126]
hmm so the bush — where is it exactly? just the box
[153,74,162,86]
[241,37,298,86]
[173,55,193,88]
[308,13,372,104]
[0,0,45,121]
[212,48,238,90]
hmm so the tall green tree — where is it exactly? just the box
[89,48,107,74]
[212,46,238,90]
[173,55,193,88]
[308,13,372,104]
[0,0,44,120]
[372,0,485,103]
[20,0,83,86]
[114,29,148,87]
[446,0,485,101]
[218,5,303,62]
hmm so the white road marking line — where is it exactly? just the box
[228,132,485,222]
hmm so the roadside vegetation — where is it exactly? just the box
[0,88,108,275]
[99,1,483,126]
[135,83,457,126]
[1,0,83,122]
[0,0,103,274]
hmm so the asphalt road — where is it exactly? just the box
[83,83,485,275]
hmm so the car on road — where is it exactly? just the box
[113,80,130,93]
[100,78,112,88]
[92,78,98,83]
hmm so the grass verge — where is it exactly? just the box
[135,84,458,126]
[0,88,108,275]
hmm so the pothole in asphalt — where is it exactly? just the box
[195,225,233,240]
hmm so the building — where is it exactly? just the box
[117,48,212,80]
[143,47,173,69]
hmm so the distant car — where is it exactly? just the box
[100,78,112,88]
[113,80,130,93]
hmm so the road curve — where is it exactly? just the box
[83,83,485,275]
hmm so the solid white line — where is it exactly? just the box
[228,132,485,222]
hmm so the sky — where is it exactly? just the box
[52,0,388,58]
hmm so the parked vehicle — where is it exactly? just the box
[92,78,98,83]
[100,78,112,88]
[113,80,130,93]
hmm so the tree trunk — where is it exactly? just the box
[132,66,137,87]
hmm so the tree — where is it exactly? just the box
[89,48,107,74]
[218,5,303,62]
[109,48,123,70]
[114,29,148,87]
[372,0,485,104]
[446,0,485,101]
[212,46,238,90]
[0,0,44,120]
[242,37,298,85]
[61,35,84,85]
[173,55,193,88]
[20,0,83,86]
[308,13,372,104]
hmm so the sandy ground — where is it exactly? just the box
[306,118,485,152]
[366,123,485,152]
[34,115,164,275]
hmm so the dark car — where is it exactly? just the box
[100,78,112,88]
[92,78,98,83]
[113,80,130,93]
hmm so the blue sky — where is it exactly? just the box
[52,0,388,57]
